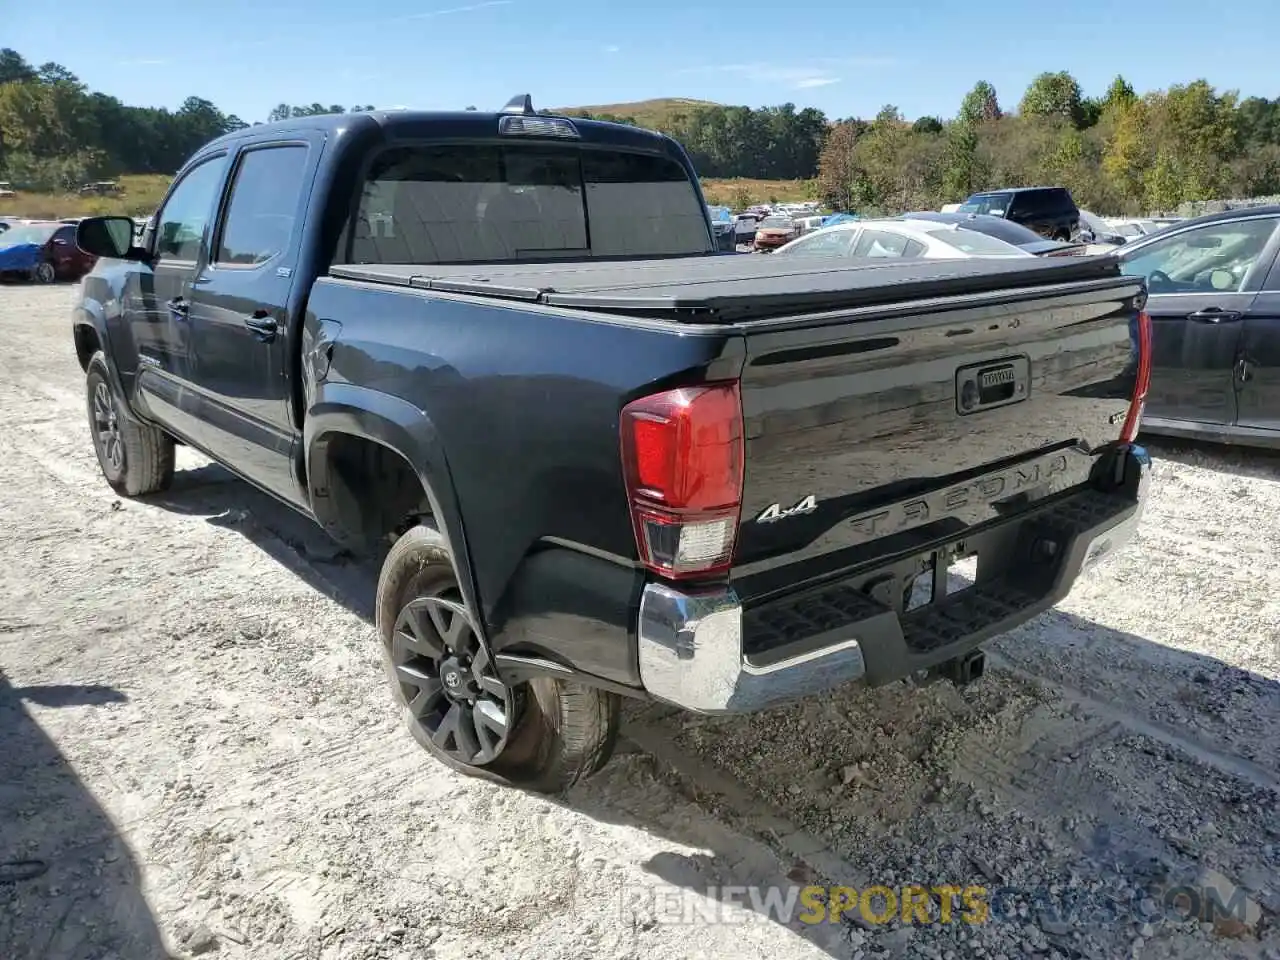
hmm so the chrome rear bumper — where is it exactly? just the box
[636,445,1150,715]
[637,583,868,714]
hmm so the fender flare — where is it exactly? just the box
[304,383,484,633]
[72,302,133,415]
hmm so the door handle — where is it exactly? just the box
[1186,308,1242,323]
[244,312,278,342]
[166,297,189,317]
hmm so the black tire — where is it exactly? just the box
[375,522,619,793]
[32,261,56,284]
[85,353,175,496]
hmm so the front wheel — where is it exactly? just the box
[375,522,619,793]
[32,261,56,284]
[85,353,175,496]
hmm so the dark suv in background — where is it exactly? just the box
[959,186,1080,241]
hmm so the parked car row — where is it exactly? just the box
[761,194,1280,450]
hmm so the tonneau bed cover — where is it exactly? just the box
[328,253,1127,323]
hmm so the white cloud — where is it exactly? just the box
[675,56,895,91]
[405,0,513,19]
[603,44,620,53]
[794,77,840,89]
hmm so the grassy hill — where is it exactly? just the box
[0,174,172,220]
[555,97,720,130]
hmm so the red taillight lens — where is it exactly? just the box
[620,381,744,579]
[1119,309,1152,443]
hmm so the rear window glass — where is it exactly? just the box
[926,226,1025,256]
[347,144,711,263]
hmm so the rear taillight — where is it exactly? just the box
[1119,309,1152,443]
[620,382,744,580]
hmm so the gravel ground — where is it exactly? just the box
[1,284,1278,960]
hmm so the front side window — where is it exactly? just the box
[348,144,710,264]
[155,155,229,262]
[1119,217,1279,294]
[216,145,309,266]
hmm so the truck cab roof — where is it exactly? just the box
[201,105,678,157]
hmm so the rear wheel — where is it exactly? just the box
[85,353,175,496]
[375,522,619,792]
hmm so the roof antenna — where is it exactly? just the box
[500,94,536,116]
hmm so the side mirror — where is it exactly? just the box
[75,216,144,260]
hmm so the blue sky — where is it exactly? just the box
[9,0,1278,124]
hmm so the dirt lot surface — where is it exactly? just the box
[1,284,1278,960]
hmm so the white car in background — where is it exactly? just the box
[793,215,827,236]
[774,217,1034,260]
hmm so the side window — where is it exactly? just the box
[53,226,75,245]
[1119,218,1280,294]
[154,156,228,263]
[216,145,309,266]
[1012,192,1047,218]
[853,230,911,258]
[785,230,854,256]
[901,238,926,258]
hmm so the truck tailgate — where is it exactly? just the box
[729,272,1146,604]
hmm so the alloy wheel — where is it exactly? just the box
[391,591,515,765]
[91,381,124,473]
[34,262,55,284]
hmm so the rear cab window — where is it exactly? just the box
[345,143,712,264]
[215,144,310,266]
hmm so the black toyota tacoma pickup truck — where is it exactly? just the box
[71,96,1152,793]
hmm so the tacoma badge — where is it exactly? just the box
[756,495,818,523]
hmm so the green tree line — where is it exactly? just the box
[2,44,1278,215]
[816,74,1280,215]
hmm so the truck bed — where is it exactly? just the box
[328,253,1126,323]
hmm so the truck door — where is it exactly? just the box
[126,152,230,440]
[184,138,319,507]
[1117,215,1280,429]
[1236,247,1280,434]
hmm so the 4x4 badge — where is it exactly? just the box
[756,495,818,524]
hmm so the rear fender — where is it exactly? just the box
[304,383,483,632]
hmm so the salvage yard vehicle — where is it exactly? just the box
[773,217,1033,260]
[1114,204,1280,449]
[903,212,1088,257]
[752,214,799,250]
[0,221,97,283]
[958,186,1080,242]
[70,96,1153,793]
